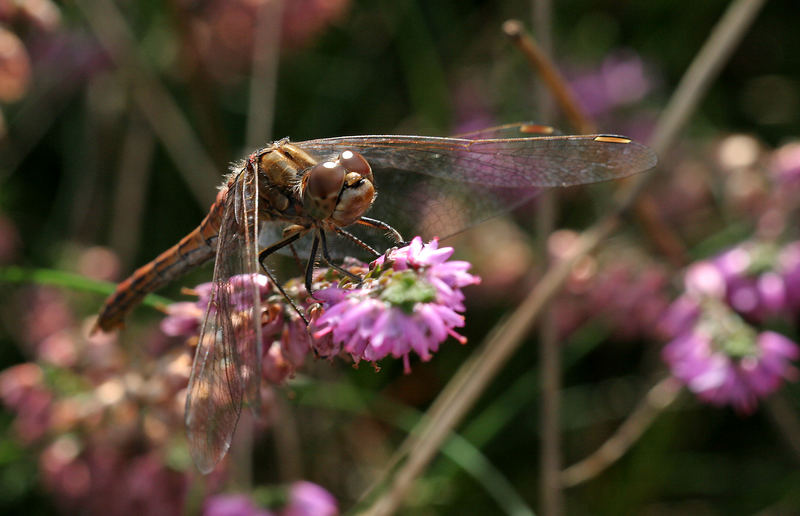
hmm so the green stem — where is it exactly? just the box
[0,266,172,309]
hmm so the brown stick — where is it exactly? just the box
[560,377,682,487]
[503,19,595,134]
[504,19,689,268]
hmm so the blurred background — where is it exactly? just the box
[1,0,800,514]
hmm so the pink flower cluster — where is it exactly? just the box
[161,237,480,379]
[660,243,800,413]
[311,237,480,373]
[161,275,312,384]
[204,481,337,516]
[0,286,198,516]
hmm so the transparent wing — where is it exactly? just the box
[297,133,655,188]
[184,164,263,474]
[292,132,656,255]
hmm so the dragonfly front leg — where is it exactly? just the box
[357,216,407,247]
[258,231,309,325]
[334,226,381,258]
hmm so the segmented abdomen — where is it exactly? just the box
[94,188,228,332]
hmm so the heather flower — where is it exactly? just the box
[550,235,671,342]
[161,302,204,338]
[203,481,337,516]
[0,314,195,516]
[661,297,799,414]
[568,50,652,117]
[0,26,31,102]
[204,494,274,516]
[163,274,317,383]
[311,237,480,373]
[682,243,789,322]
[771,141,800,186]
[185,0,349,80]
[778,241,800,312]
[0,363,52,443]
[283,481,338,516]
[656,294,701,340]
[164,238,480,376]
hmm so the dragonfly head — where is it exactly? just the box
[302,150,375,226]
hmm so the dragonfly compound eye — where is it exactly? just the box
[303,161,346,219]
[338,150,373,184]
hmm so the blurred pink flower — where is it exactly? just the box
[283,481,338,516]
[679,243,793,322]
[203,482,337,516]
[778,241,800,311]
[21,287,74,347]
[663,324,798,414]
[77,246,121,282]
[161,301,204,338]
[553,246,671,342]
[0,25,31,101]
[186,0,350,80]
[162,274,314,384]
[205,494,274,516]
[0,363,52,443]
[0,0,60,31]
[661,249,800,413]
[771,141,800,186]
[282,0,350,48]
[568,50,652,117]
[37,330,79,368]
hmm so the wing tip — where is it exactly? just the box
[594,134,658,172]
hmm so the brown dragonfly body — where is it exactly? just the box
[94,123,657,473]
[95,141,376,332]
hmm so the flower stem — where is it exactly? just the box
[0,266,172,309]
[560,376,682,487]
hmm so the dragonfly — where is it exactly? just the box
[93,122,657,473]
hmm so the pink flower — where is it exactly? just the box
[662,300,799,414]
[312,237,480,372]
[162,238,480,376]
[771,141,800,186]
[204,494,274,516]
[778,241,800,312]
[283,481,338,516]
[202,482,337,516]
[160,302,203,338]
[680,243,792,322]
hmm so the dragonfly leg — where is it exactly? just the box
[258,232,301,267]
[258,232,309,325]
[318,229,363,285]
[334,226,381,258]
[304,232,320,297]
[356,216,407,247]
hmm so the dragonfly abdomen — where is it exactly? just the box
[93,189,227,333]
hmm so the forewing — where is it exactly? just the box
[298,133,655,187]
[294,133,656,254]
[184,166,263,474]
